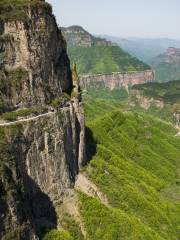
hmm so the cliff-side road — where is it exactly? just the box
[0,111,56,127]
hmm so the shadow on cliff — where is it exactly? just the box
[85,127,97,163]
[23,175,57,239]
[9,135,58,239]
[0,163,57,239]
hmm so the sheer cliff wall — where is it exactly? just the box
[80,70,154,90]
[0,1,85,239]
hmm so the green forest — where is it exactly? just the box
[67,45,150,74]
[43,84,180,240]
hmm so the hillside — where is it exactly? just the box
[84,106,180,240]
[148,48,180,82]
[61,26,150,74]
[0,1,180,240]
[44,88,180,240]
[129,80,180,130]
[100,35,180,62]
[132,80,180,104]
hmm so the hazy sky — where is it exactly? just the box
[47,0,180,39]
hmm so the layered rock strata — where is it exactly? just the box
[0,1,85,239]
[80,70,154,90]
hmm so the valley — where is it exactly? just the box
[0,1,179,240]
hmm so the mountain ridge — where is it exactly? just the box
[61,25,151,75]
[99,35,180,62]
[148,47,180,82]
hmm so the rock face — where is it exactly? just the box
[80,70,154,90]
[149,47,180,82]
[61,25,115,47]
[0,1,85,239]
[0,103,85,239]
[165,47,180,63]
[129,89,164,110]
[0,1,72,111]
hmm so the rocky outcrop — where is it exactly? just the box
[0,1,85,239]
[61,25,115,47]
[80,70,154,90]
[129,89,164,110]
[0,1,72,112]
[165,47,180,63]
[0,103,85,239]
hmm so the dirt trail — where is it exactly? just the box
[58,193,88,239]
[0,111,56,127]
[75,173,110,208]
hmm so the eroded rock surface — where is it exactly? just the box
[80,70,154,90]
[0,1,85,239]
[0,1,72,111]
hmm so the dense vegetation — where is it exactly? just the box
[132,80,180,104]
[147,51,180,82]
[0,0,52,21]
[81,89,180,239]
[153,63,180,82]
[67,45,150,74]
[0,108,40,121]
[82,109,180,239]
[44,86,180,239]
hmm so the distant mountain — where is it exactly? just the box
[61,26,151,74]
[61,25,114,47]
[99,35,180,62]
[149,47,180,82]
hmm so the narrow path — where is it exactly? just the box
[59,194,88,239]
[0,111,56,127]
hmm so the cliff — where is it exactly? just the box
[149,47,180,82]
[0,1,85,239]
[80,70,154,90]
[61,26,151,75]
[0,0,72,112]
[129,80,180,134]
[61,25,114,47]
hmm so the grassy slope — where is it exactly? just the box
[132,80,180,104]
[153,63,180,83]
[67,45,150,74]
[82,92,180,240]
[148,54,180,83]
[43,87,180,239]
[131,80,180,122]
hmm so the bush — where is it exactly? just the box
[0,108,39,121]
[0,0,52,21]
[43,229,73,240]
[50,93,70,108]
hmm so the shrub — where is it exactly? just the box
[43,229,73,240]
[50,93,70,108]
[0,0,52,22]
[0,107,39,121]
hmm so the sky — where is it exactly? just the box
[47,0,180,39]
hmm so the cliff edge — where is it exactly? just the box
[0,1,85,239]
